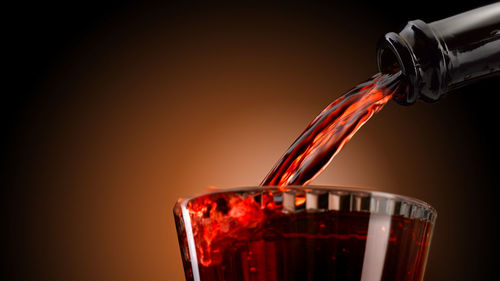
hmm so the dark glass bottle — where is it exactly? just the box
[377,2,500,105]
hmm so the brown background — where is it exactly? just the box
[5,1,500,281]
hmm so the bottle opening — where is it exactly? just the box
[377,32,417,105]
[378,47,401,75]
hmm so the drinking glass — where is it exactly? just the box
[174,186,437,281]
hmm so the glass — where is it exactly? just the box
[174,186,437,281]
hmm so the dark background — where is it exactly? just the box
[5,1,500,280]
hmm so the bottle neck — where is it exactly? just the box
[377,2,500,105]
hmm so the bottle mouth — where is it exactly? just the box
[377,32,417,105]
[378,44,402,75]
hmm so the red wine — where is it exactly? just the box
[174,188,434,281]
[261,72,405,186]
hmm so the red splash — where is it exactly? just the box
[187,194,269,266]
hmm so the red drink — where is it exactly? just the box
[261,72,405,187]
[174,187,435,281]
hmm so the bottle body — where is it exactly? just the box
[377,2,500,105]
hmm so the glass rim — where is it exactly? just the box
[178,185,437,222]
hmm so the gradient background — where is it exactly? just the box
[5,1,500,280]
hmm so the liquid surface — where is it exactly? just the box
[261,72,405,186]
